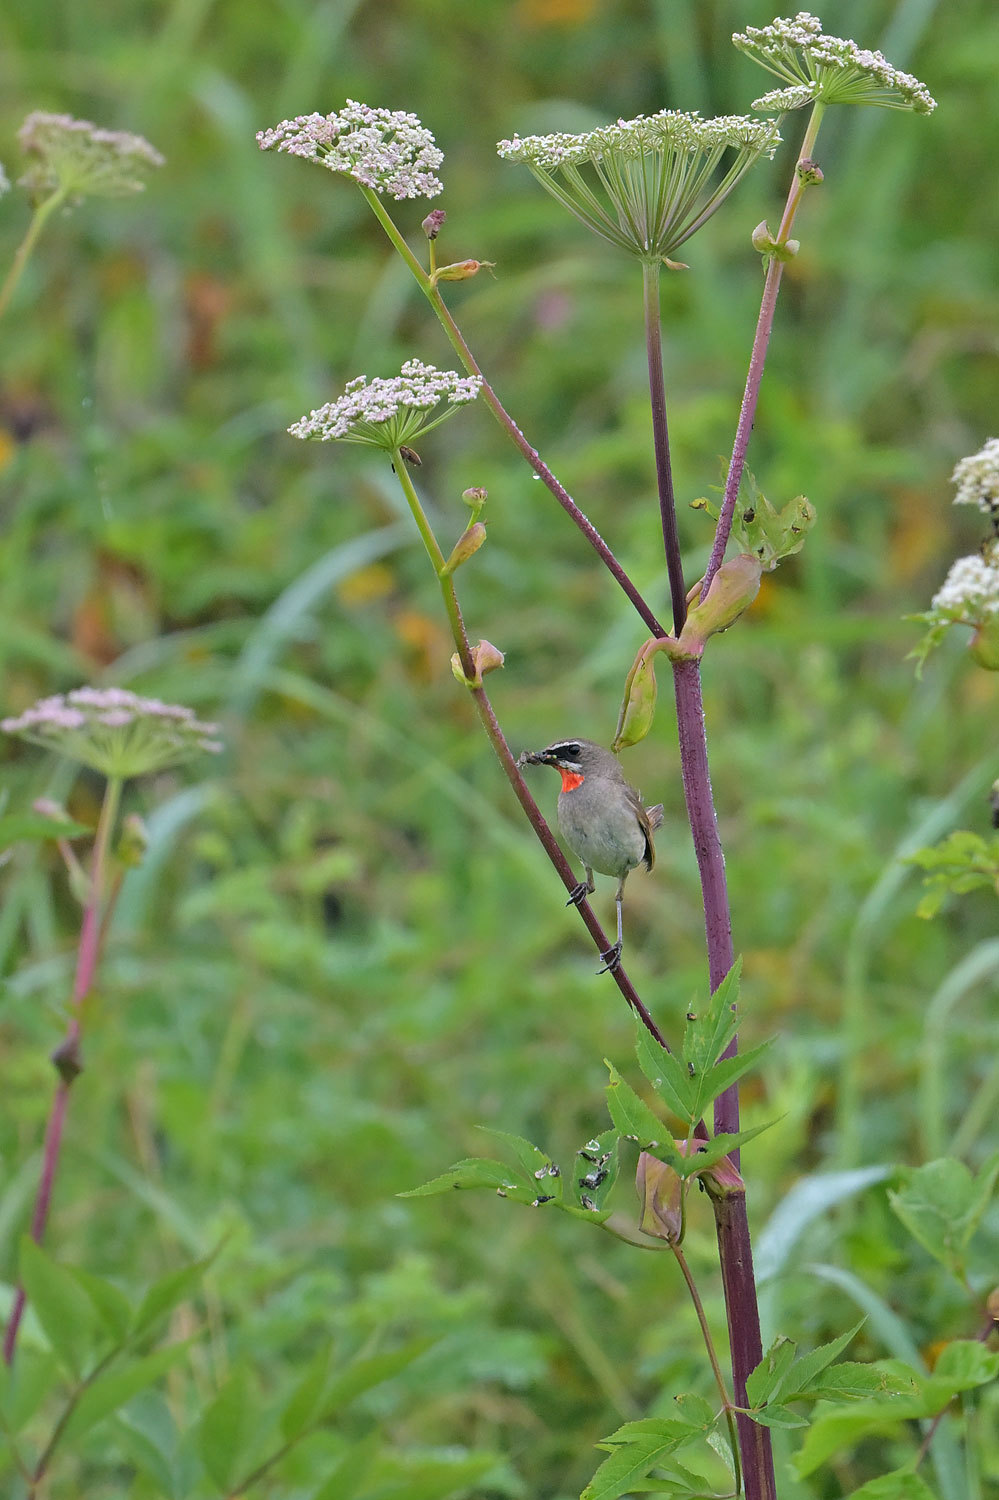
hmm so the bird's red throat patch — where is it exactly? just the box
[559,769,585,792]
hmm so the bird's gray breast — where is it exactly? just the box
[557,785,647,878]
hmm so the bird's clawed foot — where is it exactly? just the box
[566,882,590,907]
[597,941,622,975]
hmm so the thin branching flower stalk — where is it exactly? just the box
[1,689,221,1364]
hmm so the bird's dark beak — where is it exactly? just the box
[517,748,552,768]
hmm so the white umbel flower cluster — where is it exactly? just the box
[497,109,780,262]
[18,112,164,199]
[289,360,482,449]
[951,438,999,515]
[256,101,444,200]
[733,12,937,114]
[2,687,222,778]
[931,553,999,619]
[498,109,779,171]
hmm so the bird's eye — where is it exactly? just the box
[554,742,580,759]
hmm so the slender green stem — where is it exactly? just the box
[672,1241,742,1495]
[391,451,476,682]
[0,189,68,324]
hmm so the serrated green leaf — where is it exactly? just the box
[746,1403,809,1429]
[19,1237,97,1377]
[132,1252,215,1339]
[399,1158,532,1200]
[795,1396,930,1478]
[475,1125,562,1197]
[70,1266,133,1343]
[279,1342,334,1442]
[634,1027,694,1121]
[690,1040,773,1121]
[61,1340,193,1445]
[807,1362,919,1401]
[568,1130,620,1214]
[675,1118,776,1177]
[583,1419,701,1500]
[746,1335,797,1408]
[671,1392,715,1429]
[772,1319,865,1403]
[926,1339,999,1395]
[845,1467,937,1498]
[681,961,742,1077]
[319,1337,433,1419]
[605,1064,669,1151]
[198,1366,259,1490]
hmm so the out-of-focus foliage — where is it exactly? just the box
[0,0,998,1495]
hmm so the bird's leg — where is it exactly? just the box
[566,866,596,907]
[597,876,626,974]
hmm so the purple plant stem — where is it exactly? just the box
[701,102,826,599]
[715,1192,775,1500]
[642,263,687,636]
[3,777,121,1365]
[643,277,773,1498]
[700,256,782,599]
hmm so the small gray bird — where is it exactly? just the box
[518,738,663,973]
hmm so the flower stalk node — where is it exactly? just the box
[450,639,505,688]
[51,1036,83,1086]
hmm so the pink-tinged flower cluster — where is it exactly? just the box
[256,101,443,200]
[2,687,222,778]
[733,12,936,114]
[18,112,164,199]
[290,359,481,451]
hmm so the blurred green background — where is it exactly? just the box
[1,0,998,1495]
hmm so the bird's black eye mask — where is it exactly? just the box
[550,742,581,761]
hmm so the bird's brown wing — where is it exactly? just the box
[627,788,663,872]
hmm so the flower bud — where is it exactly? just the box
[678,553,762,654]
[461,487,487,508]
[432,258,495,283]
[422,208,447,239]
[797,157,824,185]
[636,1151,682,1242]
[612,642,658,751]
[441,521,487,575]
[451,638,505,688]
